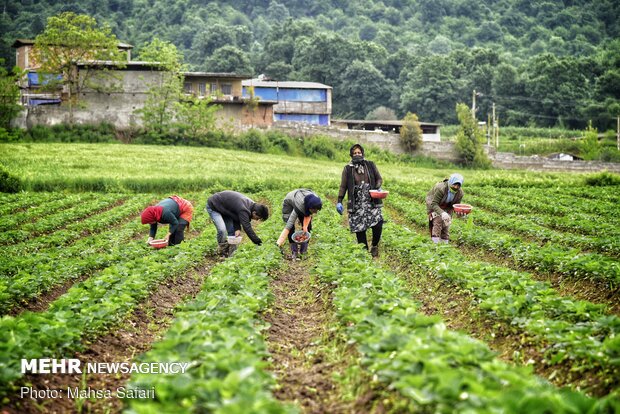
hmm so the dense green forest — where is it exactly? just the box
[1,0,619,129]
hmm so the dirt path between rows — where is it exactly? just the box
[383,206,612,395]
[2,258,216,414]
[263,259,356,413]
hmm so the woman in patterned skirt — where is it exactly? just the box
[336,143,384,257]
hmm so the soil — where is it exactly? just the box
[264,259,392,413]
[1,258,216,414]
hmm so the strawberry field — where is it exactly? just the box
[0,142,619,413]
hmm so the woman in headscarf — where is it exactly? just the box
[425,173,464,244]
[276,189,322,260]
[336,143,384,257]
[141,195,194,246]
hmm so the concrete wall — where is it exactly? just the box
[274,123,620,173]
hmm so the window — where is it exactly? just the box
[210,83,218,94]
[221,83,232,95]
[198,83,206,96]
[183,82,193,93]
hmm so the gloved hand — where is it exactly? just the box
[276,228,289,247]
[441,212,451,225]
[336,203,344,215]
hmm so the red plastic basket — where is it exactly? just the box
[149,239,168,249]
[369,190,389,199]
[453,204,473,214]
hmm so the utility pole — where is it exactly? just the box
[472,89,477,119]
[487,113,491,145]
[492,102,498,148]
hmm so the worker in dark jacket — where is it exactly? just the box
[336,143,384,257]
[206,190,269,257]
[276,188,322,260]
[425,173,464,244]
[141,195,194,246]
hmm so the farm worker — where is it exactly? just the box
[276,189,323,260]
[336,143,384,258]
[425,173,464,244]
[206,190,269,257]
[141,195,194,246]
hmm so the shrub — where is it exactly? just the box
[303,136,337,160]
[0,164,21,193]
[584,172,620,186]
[400,112,423,152]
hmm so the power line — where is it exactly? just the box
[487,94,583,106]
[494,105,594,122]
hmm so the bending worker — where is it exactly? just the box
[276,188,322,260]
[425,173,464,244]
[141,195,194,246]
[206,190,269,257]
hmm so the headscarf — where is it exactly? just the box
[141,205,163,224]
[349,143,365,157]
[303,194,323,216]
[448,173,464,187]
[349,144,366,174]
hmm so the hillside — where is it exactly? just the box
[1,0,619,128]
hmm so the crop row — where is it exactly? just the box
[384,199,620,393]
[455,200,620,258]
[0,213,145,314]
[468,185,620,218]
[311,207,610,413]
[0,192,68,216]
[389,189,620,286]
[0,193,127,245]
[465,192,618,239]
[0,196,216,396]
[126,192,295,414]
[0,194,147,257]
[1,193,103,231]
[399,183,618,239]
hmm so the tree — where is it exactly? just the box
[176,96,222,140]
[338,59,393,118]
[580,122,600,160]
[205,46,253,75]
[136,38,185,135]
[400,112,423,152]
[0,61,23,129]
[32,12,126,122]
[366,106,397,120]
[455,103,491,168]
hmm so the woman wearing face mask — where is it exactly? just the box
[425,173,464,244]
[336,143,384,257]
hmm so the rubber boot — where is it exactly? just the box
[290,243,299,260]
[431,237,440,244]
[217,242,229,257]
[299,241,308,259]
[227,244,238,257]
[370,245,379,258]
[440,239,449,245]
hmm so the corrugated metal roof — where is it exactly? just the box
[242,79,332,89]
[12,39,133,49]
[333,119,441,126]
[184,72,250,79]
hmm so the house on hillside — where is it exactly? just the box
[183,72,276,128]
[11,39,275,129]
[332,119,442,142]
[242,78,332,126]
